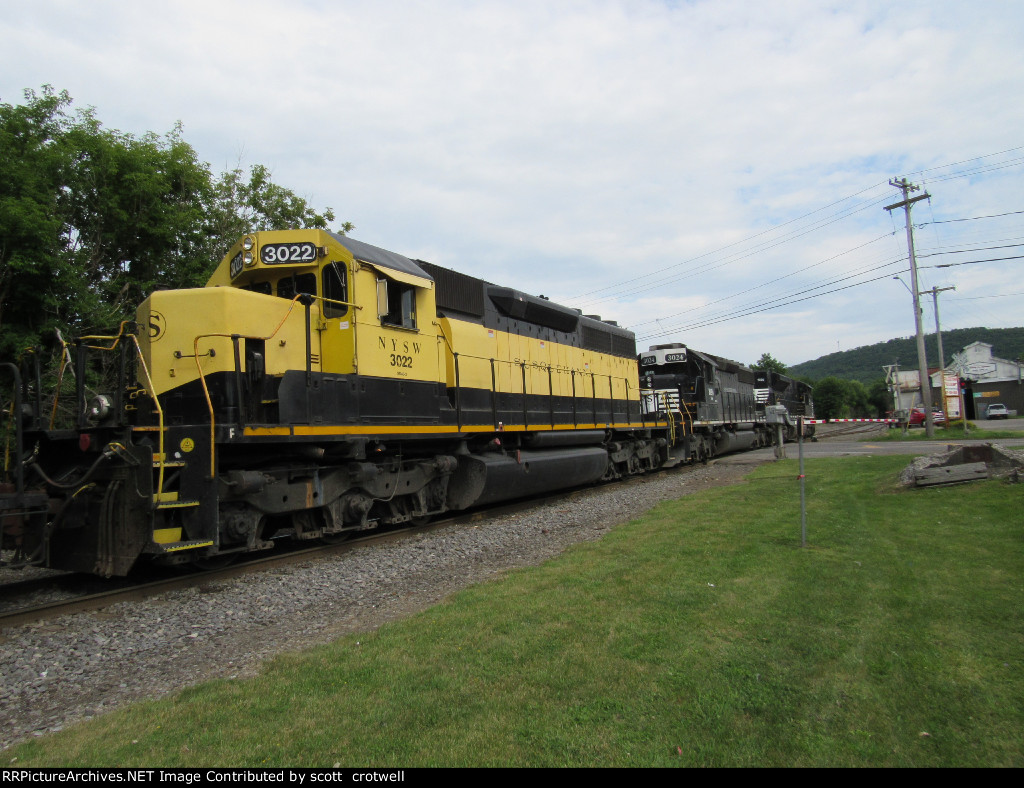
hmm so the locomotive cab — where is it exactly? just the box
[140,229,443,428]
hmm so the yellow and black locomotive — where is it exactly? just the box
[2,230,668,576]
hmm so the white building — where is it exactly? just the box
[936,342,1023,419]
[886,342,1023,420]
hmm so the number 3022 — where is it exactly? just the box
[390,354,413,368]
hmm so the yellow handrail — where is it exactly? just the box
[79,321,134,350]
[130,334,167,498]
[46,323,133,429]
[49,346,69,429]
[190,294,310,477]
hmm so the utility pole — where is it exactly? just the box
[926,286,955,372]
[885,178,934,437]
[926,285,955,421]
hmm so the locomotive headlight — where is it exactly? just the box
[243,251,255,267]
[86,394,113,424]
[242,236,255,251]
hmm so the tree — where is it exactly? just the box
[60,113,216,333]
[846,379,870,417]
[813,376,848,420]
[206,163,352,259]
[867,377,892,417]
[751,352,787,374]
[0,86,346,358]
[0,87,73,356]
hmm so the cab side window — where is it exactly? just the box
[322,262,348,318]
[378,279,417,330]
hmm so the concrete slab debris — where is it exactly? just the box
[900,443,1024,487]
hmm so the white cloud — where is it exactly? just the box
[2,0,1023,366]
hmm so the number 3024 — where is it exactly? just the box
[390,354,413,368]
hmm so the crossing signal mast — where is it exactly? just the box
[885,178,935,437]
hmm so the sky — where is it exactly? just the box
[3,0,1023,369]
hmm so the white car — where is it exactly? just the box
[986,403,1009,420]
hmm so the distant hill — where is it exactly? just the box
[788,327,1024,385]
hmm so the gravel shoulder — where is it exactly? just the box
[0,455,766,752]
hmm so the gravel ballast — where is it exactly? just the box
[0,453,769,751]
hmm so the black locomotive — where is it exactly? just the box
[638,343,814,461]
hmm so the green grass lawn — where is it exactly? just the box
[7,455,1023,767]
[869,424,1021,441]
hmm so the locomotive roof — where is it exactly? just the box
[328,232,433,282]
[695,349,747,374]
[685,347,719,367]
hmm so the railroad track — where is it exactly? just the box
[817,422,890,439]
[0,458,710,629]
[0,519,468,629]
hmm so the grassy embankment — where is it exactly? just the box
[7,455,1022,767]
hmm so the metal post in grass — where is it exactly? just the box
[798,416,806,548]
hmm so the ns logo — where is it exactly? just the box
[149,310,167,342]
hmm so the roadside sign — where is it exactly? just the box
[943,374,962,419]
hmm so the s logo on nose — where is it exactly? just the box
[149,311,166,341]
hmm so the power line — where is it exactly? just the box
[637,271,898,341]
[636,258,906,338]
[919,156,1024,184]
[629,249,906,333]
[951,290,1024,301]
[585,147,1024,341]
[578,171,1024,310]
[574,192,895,308]
[918,234,1024,253]
[581,164,1024,315]
[909,145,1024,174]
[930,254,1024,269]
[920,209,1024,226]
[629,231,1023,340]
[570,188,895,303]
[629,247,1021,341]
[917,242,1024,258]
[627,231,894,329]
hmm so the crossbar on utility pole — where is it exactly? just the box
[885,178,934,437]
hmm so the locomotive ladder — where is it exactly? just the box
[149,450,211,555]
[659,392,679,446]
[78,328,209,555]
[137,343,206,553]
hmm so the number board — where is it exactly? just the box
[640,355,657,366]
[260,242,318,265]
[664,353,685,363]
[229,252,244,279]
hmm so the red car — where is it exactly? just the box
[908,407,945,427]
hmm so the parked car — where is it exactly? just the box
[887,407,947,427]
[908,407,945,427]
[986,403,1009,420]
